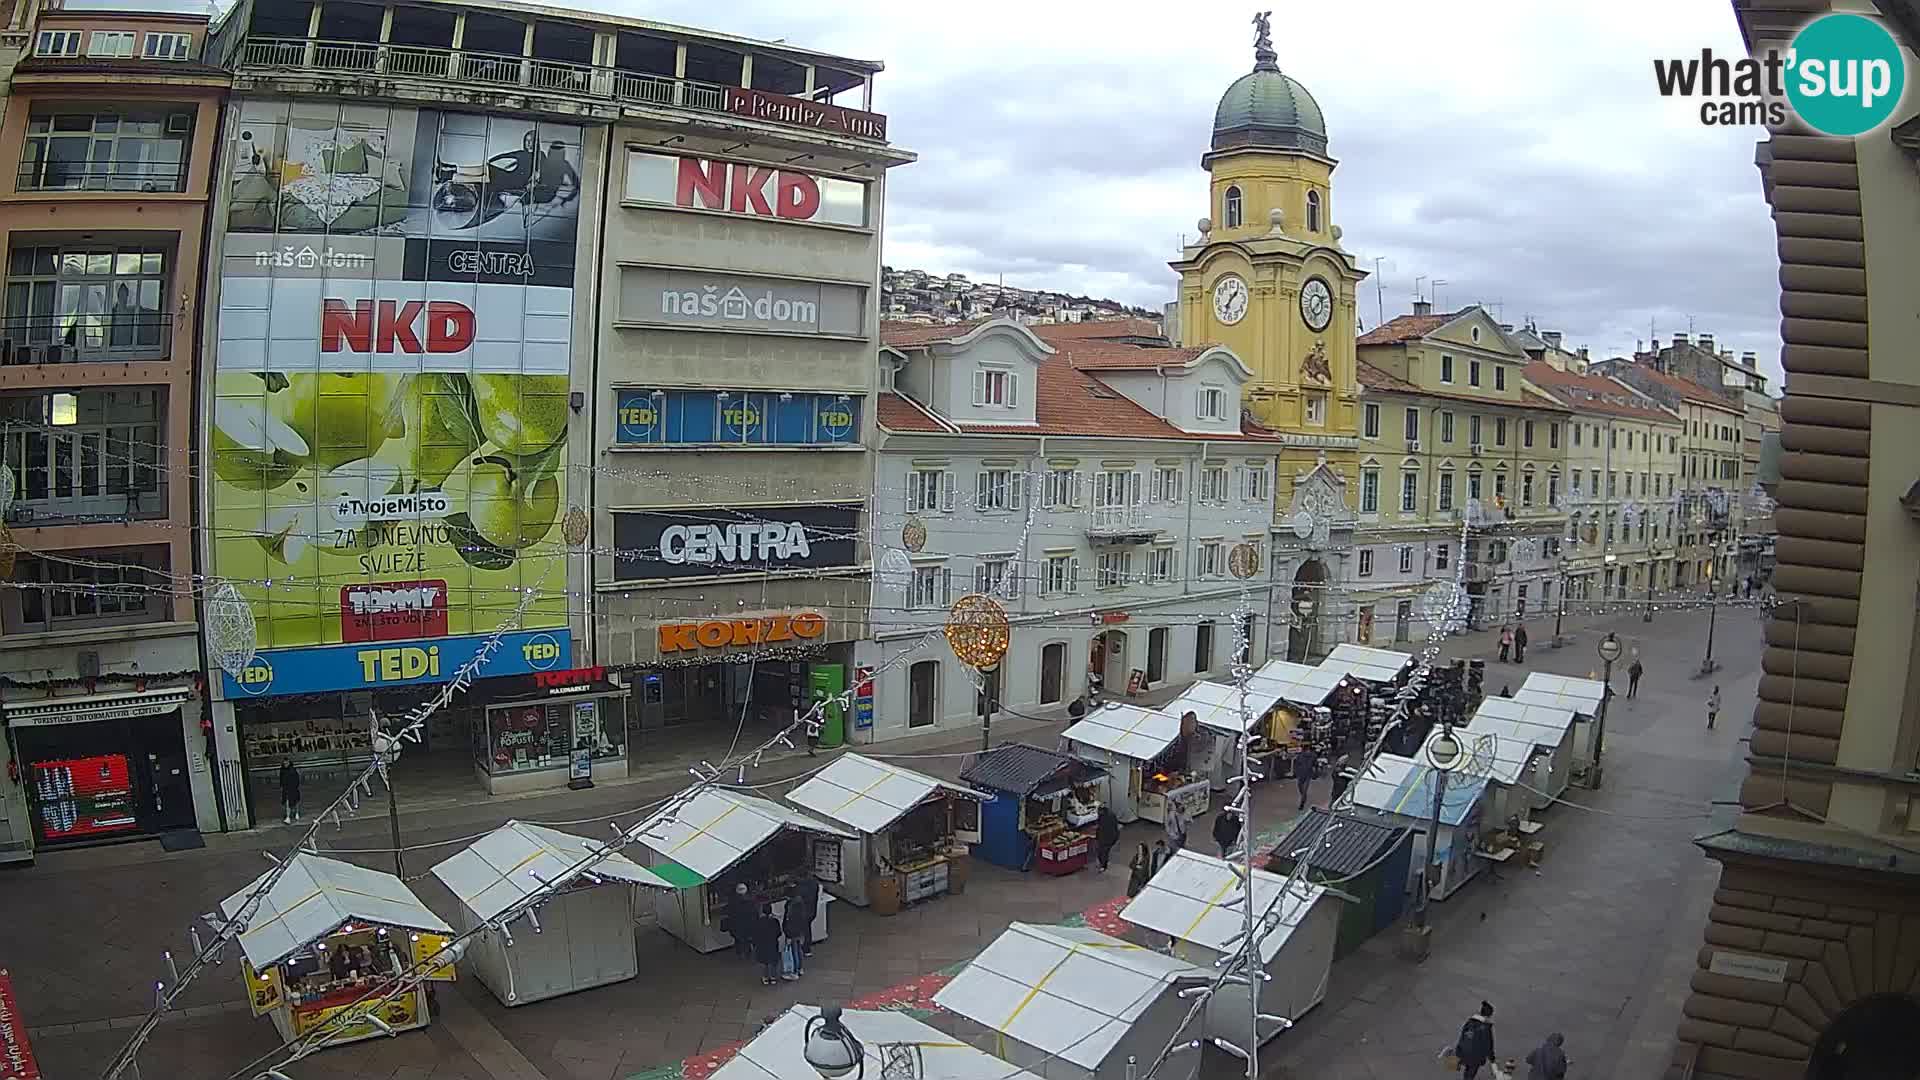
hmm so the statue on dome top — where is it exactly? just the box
[1252,11,1277,68]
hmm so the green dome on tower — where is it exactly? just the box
[1211,18,1328,157]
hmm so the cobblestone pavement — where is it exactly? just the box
[1,603,1756,1079]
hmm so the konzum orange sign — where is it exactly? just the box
[659,612,828,653]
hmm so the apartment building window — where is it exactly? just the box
[910,564,952,609]
[1549,422,1559,449]
[1590,471,1599,497]
[1438,471,1454,511]
[1611,428,1618,449]
[1568,512,1580,543]
[1041,554,1079,596]
[1241,537,1265,571]
[20,107,192,193]
[1572,424,1582,447]
[142,32,194,60]
[1358,548,1374,577]
[1547,471,1560,507]
[1400,470,1419,512]
[1404,407,1420,443]
[1494,366,1507,391]
[1397,545,1414,573]
[1148,546,1178,585]
[1304,392,1327,425]
[35,30,80,57]
[1523,419,1535,448]
[1150,466,1182,505]
[1468,467,1483,501]
[1197,541,1224,579]
[1494,417,1508,446]
[1360,468,1379,513]
[974,557,1018,598]
[1239,464,1269,501]
[1440,355,1454,383]
[11,548,166,633]
[906,469,952,513]
[1096,550,1132,588]
[1195,622,1214,672]
[1521,471,1535,506]
[1044,468,1078,509]
[1363,402,1380,438]
[1199,466,1229,503]
[88,30,135,58]
[1435,544,1450,569]
[1572,468,1582,493]
[1440,411,1454,443]
[1669,435,1678,453]
[1197,385,1226,421]
[975,468,1025,512]
[973,367,1017,407]
[1493,471,1508,502]
[1468,359,1482,387]
[1223,185,1243,228]
[4,244,170,362]
[1608,471,1617,497]
[1469,415,1482,446]
[1,390,162,523]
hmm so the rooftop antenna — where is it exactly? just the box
[1414,275,1427,303]
[1370,256,1392,327]
[1432,279,1450,310]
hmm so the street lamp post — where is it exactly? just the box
[978,664,1000,752]
[1551,558,1568,647]
[1406,725,1462,961]
[1593,632,1623,789]
[804,1005,865,1079]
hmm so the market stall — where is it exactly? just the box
[1468,696,1579,805]
[958,742,1108,873]
[1267,809,1412,958]
[1421,725,1543,869]
[1318,643,1414,685]
[783,753,984,913]
[1247,660,1346,778]
[1348,753,1489,902]
[712,1004,1044,1080]
[430,820,671,1006]
[1512,673,1608,780]
[934,922,1204,1080]
[1160,679,1288,791]
[1122,849,1338,1051]
[634,789,851,954]
[224,853,456,1048]
[1061,703,1208,825]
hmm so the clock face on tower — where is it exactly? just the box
[1300,277,1334,332]
[1212,275,1249,326]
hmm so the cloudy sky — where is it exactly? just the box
[595,0,1780,382]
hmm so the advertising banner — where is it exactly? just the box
[611,504,859,581]
[623,151,869,227]
[613,388,858,447]
[616,267,864,336]
[221,629,572,699]
[0,969,41,1080]
[211,99,581,696]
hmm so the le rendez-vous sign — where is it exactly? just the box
[722,87,887,141]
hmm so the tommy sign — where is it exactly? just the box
[624,151,869,228]
[619,268,864,336]
[612,504,859,581]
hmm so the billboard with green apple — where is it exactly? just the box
[211,99,582,697]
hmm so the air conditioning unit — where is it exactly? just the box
[1469,442,1484,456]
[1406,439,1421,453]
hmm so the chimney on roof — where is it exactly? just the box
[1673,332,1689,347]
[1543,330,1562,349]
[1741,350,1757,369]
[1499,323,1514,332]
[1698,333,1714,352]
[1412,300,1433,317]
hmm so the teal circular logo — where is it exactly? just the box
[1786,14,1906,136]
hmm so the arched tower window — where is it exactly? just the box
[1306,190,1322,233]
[1223,186,1243,228]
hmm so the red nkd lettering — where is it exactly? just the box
[321,299,475,354]
[675,157,727,211]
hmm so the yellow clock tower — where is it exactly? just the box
[1171,13,1366,503]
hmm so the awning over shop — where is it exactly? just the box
[430,820,673,924]
[712,1004,1043,1080]
[1350,754,1488,827]
[1512,673,1606,715]
[221,852,452,972]
[1122,848,1327,964]
[1318,644,1413,684]
[784,754,981,836]
[1161,680,1282,735]
[1247,659,1344,707]
[3,686,192,727]
[633,788,853,883]
[1060,702,1182,761]
[933,922,1203,1073]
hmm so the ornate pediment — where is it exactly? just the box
[1284,453,1350,551]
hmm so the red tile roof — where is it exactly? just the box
[1355,311,1463,346]
[1622,363,1739,410]
[1356,361,1572,413]
[1057,341,1209,371]
[875,391,954,433]
[880,319,991,347]
[1028,317,1165,342]
[1521,362,1676,422]
[1356,361,1417,394]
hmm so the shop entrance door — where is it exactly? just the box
[139,720,195,831]
[1146,628,1167,686]
[1039,642,1065,705]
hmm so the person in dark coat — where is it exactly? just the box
[793,872,821,955]
[1094,806,1120,871]
[1513,624,1529,663]
[278,761,302,825]
[781,893,809,980]
[1295,753,1318,810]
[1126,843,1151,897]
[751,904,783,985]
[1328,755,1353,805]
[1454,1001,1496,1080]
[1526,1032,1567,1080]
[1211,809,1242,857]
[1149,839,1169,876]
[724,883,756,960]
[1627,659,1644,699]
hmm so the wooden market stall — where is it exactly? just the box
[1420,725,1544,871]
[1246,660,1346,780]
[958,742,1108,874]
[934,922,1205,1080]
[1122,849,1340,1052]
[1348,753,1490,902]
[224,853,456,1048]
[1468,696,1580,806]
[1513,673,1608,781]
[1267,809,1413,958]
[1160,679,1289,791]
[429,820,672,1006]
[783,753,985,913]
[1318,643,1414,685]
[711,1004,1044,1080]
[1060,703,1209,825]
[634,789,852,954]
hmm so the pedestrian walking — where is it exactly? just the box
[751,904,783,985]
[1513,624,1529,663]
[1453,1001,1497,1080]
[278,761,302,824]
[1094,806,1120,871]
[1329,754,1352,804]
[1708,685,1721,730]
[793,871,821,956]
[1498,625,1513,663]
[1212,808,1242,858]
[1295,753,1317,810]
[1627,658,1644,699]
[724,883,756,960]
[1164,801,1189,853]
[1126,843,1152,897]
[781,891,809,980]
[1499,685,1512,698]
[1525,1033,1568,1080]
[1149,838,1169,876]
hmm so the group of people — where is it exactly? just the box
[723,875,822,986]
[1450,1001,1569,1080]
[1497,624,1531,664]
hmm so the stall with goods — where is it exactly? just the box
[783,754,984,913]
[1247,660,1346,779]
[1420,724,1544,871]
[1061,703,1207,825]
[1160,679,1288,791]
[1348,753,1490,902]
[958,743,1108,873]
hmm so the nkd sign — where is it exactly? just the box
[624,151,869,228]
[618,267,864,337]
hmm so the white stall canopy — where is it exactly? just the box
[785,754,980,835]
[634,788,853,880]
[1513,673,1606,715]
[1319,643,1414,684]
[1161,680,1282,735]
[934,922,1203,1075]
[1247,659,1344,707]
[1427,725,1535,789]
[1061,703,1183,761]
[1470,697,1577,751]
[430,820,672,923]
[1122,849,1326,965]
[713,1005,1044,1080]
[221,852,452,972]
[1350,754,1488,828]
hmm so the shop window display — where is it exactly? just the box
[479,699,622,776]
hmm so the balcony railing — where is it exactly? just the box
[0,313,172,365]
[2,422,165,527]
[16,159,187,194]
[235,36,883,142]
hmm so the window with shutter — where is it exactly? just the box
[940,472,955,512]
[972,369,986,406]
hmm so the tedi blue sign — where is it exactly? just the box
[223,630,572,698]
[615,388,859,446]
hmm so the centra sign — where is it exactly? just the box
[660,522,814,566]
